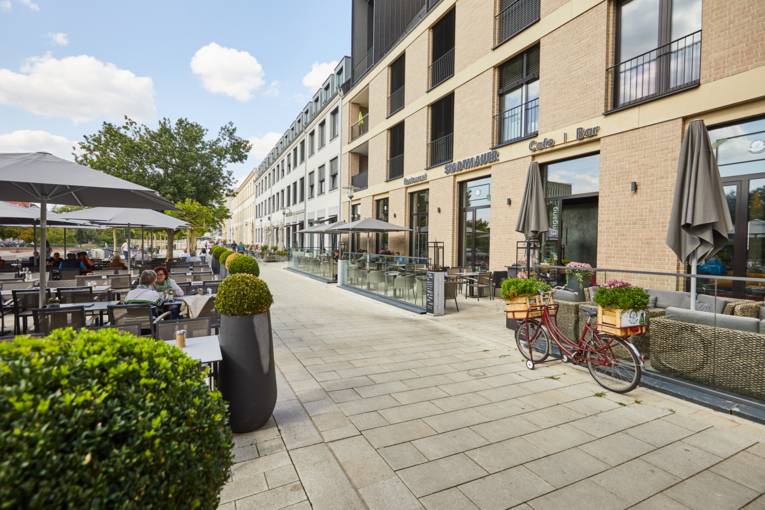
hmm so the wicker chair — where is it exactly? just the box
[32,306,87,335]
[57,287,95,304]
[444,280,459,311]
[107,304,155,336]
[13,289,50,334]
[153,317,211,341]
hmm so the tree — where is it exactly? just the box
[167,199,229,254]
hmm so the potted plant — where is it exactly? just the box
[215,273,276,432]
[501,277,551,319]
[224,252,241,271]
[0,328,232,508]
[593,280,649,337]
[217,249,232,278]
[210,246,225,274]
[228,255,260,276]
[565,261,593,300]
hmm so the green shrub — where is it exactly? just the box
[228,255,260,276]
[501,277,551,300]
[224,252,241,269]
[260,245,270,252]
[211,246,225,259]
[594,285,650,310]
[0,328,232,509]
[218,249,232,265]
[215,274,273,316]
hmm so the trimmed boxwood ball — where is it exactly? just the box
[0,328,232,509]
[218,249,232,265]
[228,255,260,276]
[215,273,273,316]
[224,252,241,269]
[211,245,225,259]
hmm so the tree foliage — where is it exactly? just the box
[166,199,229,252]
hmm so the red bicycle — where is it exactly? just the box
[515,292,642,393]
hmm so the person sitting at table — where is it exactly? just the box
[48,252,63,269]
[125,270,162,305]
[107,254,127,269]
[394,252,406,264]
[77,252,94,274]
[153,266,185,297]
[60,252,80,270]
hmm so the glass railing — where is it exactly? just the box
[288,248,337,281]
[341,252,430,310]
[521,263,765,406]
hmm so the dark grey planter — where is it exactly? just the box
[220,265,228,278]
[212,257,220,274]
[565,274,592,301]
[219,312,277,432]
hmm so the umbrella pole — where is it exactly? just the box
[39,201,47,308]
[690,256,697,311]
[63,228,67,257]
[127,225,131,273]
[141,227,145,266]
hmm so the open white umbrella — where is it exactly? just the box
[0,152,174,307]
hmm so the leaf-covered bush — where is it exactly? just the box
[0,328,232,509]
[594,285,650,310]
[224,252,241,269]
[228,255,260,276]
[215,274,273,316]
[218,249,232,265]
[211,246,225,259]
[501,277,551,300]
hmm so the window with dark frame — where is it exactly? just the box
[319,121,326,149]
[429,93,454,166]
[299,140,305,162]
[318,165,326,195]
[308,172,315,198]
[375,197,390,252]
[309,131,315,156]
[495,0,541,47]
[299,177,305,202]
[329,158,339,190]
[388,121,405,180]
[330,109,339,139]
[388,54,406,115]
[496,45,539,145]
[430,8,455,89]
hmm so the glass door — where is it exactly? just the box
[460,177,491,270]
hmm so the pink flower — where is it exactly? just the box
[603,279,631,288]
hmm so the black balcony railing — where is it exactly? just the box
[350,113,369,141]
[494,0,540,47]
[428,133,453,167]
[351,170,368,190]
[353,47,374,84]
[388,154,404,180]
[495,98,539,146]
[607,30,701,111]
[429,48,455,89]
[388,86,405,116]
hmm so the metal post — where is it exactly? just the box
[63,227,67,257]
[39,200,47,308]
[127,224,131,273]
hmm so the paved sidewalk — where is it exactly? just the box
[219,264,765,510]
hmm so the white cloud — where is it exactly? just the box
[0,53,155,123]
[247,132,281,164]
[263,80,280,97]
[0,1,12,12]
[19,0,38,11]
[302,60,338,91]
[47,32,68,46]
[190,42,265,101]
[0,0,39,11]
[0,130,77,160]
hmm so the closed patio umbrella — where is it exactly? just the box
[0,152,174,307]
[666,120,733,310]
[515,162,549,275]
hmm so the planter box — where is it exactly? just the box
[219,312,277,432]
[505,295,547,320]
[597,306,647,337]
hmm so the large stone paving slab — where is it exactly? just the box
[218,264,765,509]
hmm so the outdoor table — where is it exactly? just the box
[164,335,222,388]
[58,300,121,326]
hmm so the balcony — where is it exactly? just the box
[350,113,369,142]
[607,30,701,111]
[494,98,539,146]
[429,48,454,89]
[494,0,540,47]
[351,170,368,190]
[428,133,453,167]
[388,154,404,180]
[388,86,405,117]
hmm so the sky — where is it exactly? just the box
[0,0,350,183]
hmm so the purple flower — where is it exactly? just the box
[603,279,631,289]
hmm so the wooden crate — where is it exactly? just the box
[505,295,547,320]
[597,307,647,337]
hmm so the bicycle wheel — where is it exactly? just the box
[515,319,551,363]
[585,333,641,393]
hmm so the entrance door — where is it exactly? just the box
[560,196,598,267]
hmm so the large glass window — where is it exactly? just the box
[429,93,454,166]
[389,54,406,115]
[376,198,389,253]
[497,45,539,145]
[409,190,429,258]
[388,122,405,180]
[460,177,491,271]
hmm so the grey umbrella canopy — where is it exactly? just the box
[0,152,175,307]
[515,162,549,274]
[327,217,409,232]
[666,120,733,310]
[0,201,89,227]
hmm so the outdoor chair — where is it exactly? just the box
[195,297,220,333]
[108,304,156,336]
[172,274,191,283]
[492,271,508,299]
[153,317,211,341]
[52,279,79,289]
[414,277,426,307]
[466,272,493,301]
[13,289,50,334]
[0,273,21,281]
[58,268,81,281]
[444,280,460,311]
[176,282,192,295]
[57,286,95,304]
[1,280,34,291]
[76,275,106,287]
[192,272,213,281]
[170,268,189,274]
[393,274,415,299]
[109,274,132,290]
[87,323,142,336]
[201,281,220,294]
[368,270,385,291]
[32,306,86,335]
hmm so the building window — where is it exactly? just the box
[280,190,284,210]
[299,177,305,202]
[318,121,326,149]
[460,177,491,271]
[293,181,298,204]
[388,54,406,115]
[388,121,405,180]
[409,190,429,259]
[299,140,305,162]
[429,8,455,89]
[308,171,315,198]
[309,131,315,156]
[376,197,389,252]
[330,109,339,139]
[609,0,702,110]
[318,165,326,195]
[293,148,298,167]
[494,0,540,47]
[350,203,361,252]
[429,93,454,167]
[286,186,291,207]
[496,45,539,145]
[329,157,339,190]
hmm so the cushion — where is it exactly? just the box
[647,289,691,309]
[666,306,760,333]
[759,306,765,320]
[553,289,580,302]
[695,294,735,314]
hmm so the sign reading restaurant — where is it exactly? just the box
[404,173,428,185]
[529,126,600,152]
[444,150,499,175]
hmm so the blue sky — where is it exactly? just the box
[0,0,350,182]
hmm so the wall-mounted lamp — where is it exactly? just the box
[437,207,441,213]
[630,181,638,193]
[507,198,512,206]
[393,213,397,218]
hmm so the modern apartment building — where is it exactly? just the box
[226,57,351,249]
[340,0,765,294]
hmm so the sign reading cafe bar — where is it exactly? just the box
[444,150,499,175]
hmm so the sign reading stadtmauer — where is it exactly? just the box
[444,150,499,175]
